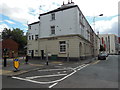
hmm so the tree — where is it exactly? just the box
[2,28,27,52]
[99,45,105,51]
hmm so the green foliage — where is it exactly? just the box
[99,45,105,51]
[2,28,27,51]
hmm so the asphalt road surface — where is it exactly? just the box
[2,55,119,88]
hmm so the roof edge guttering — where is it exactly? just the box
[39,2,77,16]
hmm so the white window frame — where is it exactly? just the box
[51,13,55,20]
[59,41,66,53]
[51,26,55,35]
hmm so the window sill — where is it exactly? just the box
[59,52,66,54]
[50,19,56,21]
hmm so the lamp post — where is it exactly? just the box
[93,14,103,33]
[93,14,103,57]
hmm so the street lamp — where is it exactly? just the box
[93,14,103,57]
[93,14,103,33]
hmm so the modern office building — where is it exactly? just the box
[99,34,119,54]
[27,2,100,60]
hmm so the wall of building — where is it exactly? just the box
[39,7,78,38]
[28,35,93,60]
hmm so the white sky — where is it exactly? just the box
[0,0,119,35]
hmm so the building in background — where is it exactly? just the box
[27,2,100,61]
[2,39,19,58]
[118,37,120,54]
[99,34,119,54]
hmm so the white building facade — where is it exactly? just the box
[27,2,99,60]
[99,34,119,54]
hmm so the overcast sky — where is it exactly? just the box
[0,0,119,36]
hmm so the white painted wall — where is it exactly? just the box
[28,22,39,40]
[39,7,78,38]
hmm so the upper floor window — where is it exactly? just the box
[51,13,55,20]
[51,26,55,34]
[29,36,31,40]
[29,25,31,29]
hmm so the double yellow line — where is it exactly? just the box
[91,60,100,65]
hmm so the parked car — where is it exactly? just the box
[98,53,106,60]
[104,53,108,57]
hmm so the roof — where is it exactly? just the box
[28,21,40,25]
[40,5,78,16]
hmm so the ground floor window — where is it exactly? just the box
[59,41,66,53]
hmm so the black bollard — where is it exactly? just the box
[46,61,48,65]
[4,57,7,67]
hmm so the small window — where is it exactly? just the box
[51,13,55,20]
[29,36,31,40]
[29,25,31,29]
[29,50,31,53]
[35,35,38,40]
[51,26,55,34]
[35,50,38,53]
[59,41,66,53]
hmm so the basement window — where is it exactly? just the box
[59,41,66,53]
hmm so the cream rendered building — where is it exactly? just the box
[27,2,99,61]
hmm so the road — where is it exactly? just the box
[2,55,119,88]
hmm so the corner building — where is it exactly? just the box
[27,2,99,61]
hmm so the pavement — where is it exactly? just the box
[1,57,97,76]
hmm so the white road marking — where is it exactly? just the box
[77,64,89,70]
[12,63,90,86]
[58,64,63,65]
[26,74,67,79]
[74,64,86,70]
[63,71,66,73]
[57,72,60,74]
[49,83,58,88]
[38,68,72,72]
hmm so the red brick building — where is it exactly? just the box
[2,39,19,58]
[118,37,120,43]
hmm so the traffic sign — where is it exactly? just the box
[13,58,20,71]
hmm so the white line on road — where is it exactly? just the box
[26,74,67,79]
[49,83,58,88]
[12,63,90,87]
[38,68,72,72]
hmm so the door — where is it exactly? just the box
[31,50,34,58]
[41,50,44,60]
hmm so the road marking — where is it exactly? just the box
[51,61,63,64]
[26,74,67,79]
[29,63,44,66]
[38,68,72,72]
[77,64,89,70]
[49,83,58,88]
[92,60,100,65]
[73,64,86,70]
[12,63,89,86]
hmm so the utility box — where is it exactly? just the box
[50,55,58,60]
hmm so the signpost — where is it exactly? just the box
[13,57,20,72]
